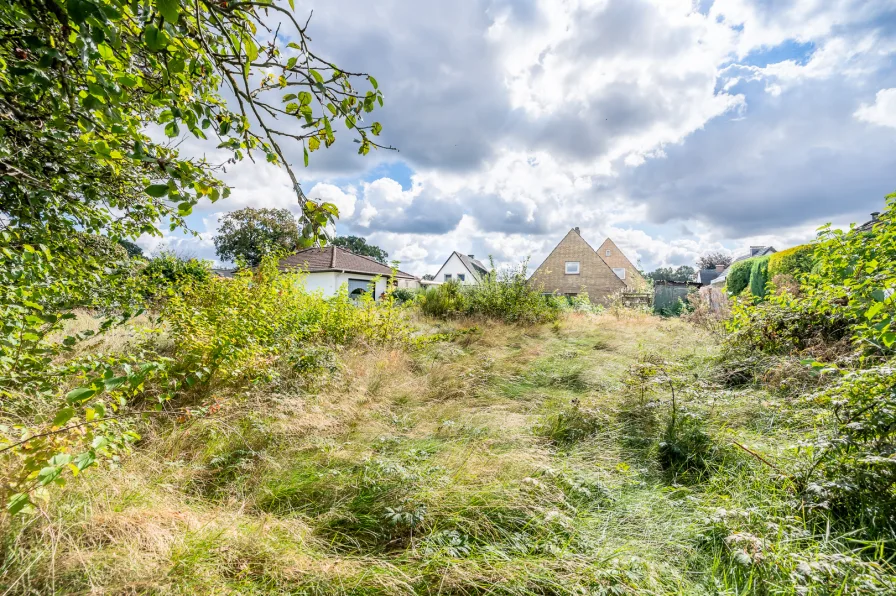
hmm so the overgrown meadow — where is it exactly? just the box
[1,196,896,594]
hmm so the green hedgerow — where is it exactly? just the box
[748,256,770,299]
[725,259,754,296]
[768,243,815,278]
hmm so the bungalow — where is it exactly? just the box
[432,251,490,285]
[279,245,419,298]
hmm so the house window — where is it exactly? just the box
[444,273,452,281]
[612,267,626,280]
[605,249,611,257]
[457,273,465,281]
[565,261,580,274]
[348,278,374,297]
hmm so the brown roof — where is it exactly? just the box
[278,246,416,279]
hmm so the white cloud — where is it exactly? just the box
[307,183,357,218]
[154,0,896,275]
[855,88,896,129]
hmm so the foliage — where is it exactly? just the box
[214,207,303,266]
[142,251,211,294]
[748,255,770,299]
[768,243,814,278]
[0,253,415,513]
[805,197,896,355]
[0,0,387,247]
[726,289,850,353]
[725,258,755,296]
[802,364,896,540]
[390,287,415,304]
[646,265,695,282]
[332,235,389,264]
[418,260,561,324]
[535,398,603,445]
[697,251,733,271]
[116,238,144,258]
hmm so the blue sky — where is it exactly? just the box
[142,0,896,276]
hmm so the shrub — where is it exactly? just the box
[748,255,770,299]
[535,398,604,445]
[418,281,467,318]
[391,287,416,304]
[768,243,814,278]
[725,259,754,296]
[418,260,560,324]
[143,251,212,295]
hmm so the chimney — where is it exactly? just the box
[715,264,726,271]
[573,227,580,235]
[871,212,880,220]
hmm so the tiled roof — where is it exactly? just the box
[278,246,416,279]
[456,252,489,280]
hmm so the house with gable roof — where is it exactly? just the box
[595,237,646,289]
[278,245,419,299]
[528,228,635,302]
[432,251,490,285]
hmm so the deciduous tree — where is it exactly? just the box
[214,207,302,266]
[332,235,389,264]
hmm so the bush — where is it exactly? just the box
[391,287,416,304]
[748,255,770,299]
[143,251,211,295]
[803,365,896,540]
[163,256,415,385]
[725,259,754,296]
[768,243,814,278]
[418,260,560,324]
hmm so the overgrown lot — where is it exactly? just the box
[3,306,893,594]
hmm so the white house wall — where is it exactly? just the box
[295,271,397,299]
[434,253,478,285]
[298,271,338,296]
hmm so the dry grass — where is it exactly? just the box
[5,310,886,595]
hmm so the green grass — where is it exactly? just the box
[2,312,894,594]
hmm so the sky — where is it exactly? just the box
[138,0,896,277]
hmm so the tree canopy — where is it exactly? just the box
[646,265,695,283]
[696,252,733,270]
[332,235,389,264]
[0,0,388,244]
[214,207,302,266]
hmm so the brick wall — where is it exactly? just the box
[529,229,626,302]
[596,238,647,289]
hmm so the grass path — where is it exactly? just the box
[2,313,803,595]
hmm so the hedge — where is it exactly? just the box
[749,255,771,299]
[726,258,755,295]
[768,244,814,278]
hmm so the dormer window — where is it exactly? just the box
[565,261,580,274]
[605,249,611,257]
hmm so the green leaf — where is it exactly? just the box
[53,407,76,427]
[104,376,128,391]
[157,0,180,24]
[289,0,295,9]
[303,146,309,167]
[245,38,259,62]
[298,91,312,106]
[145,184,169,198]
[144,24,169,52]
[164,121,180,137]
[287,56,297,69]
[371,122,382,136]
[66,387,96,404]
[369,76,378,89]
[7,494,30,515]
[308,136,320,152]
[865,302,883,319]
[310,69,324,83]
